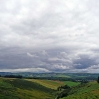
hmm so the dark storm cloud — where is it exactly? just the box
[73,54,97,69]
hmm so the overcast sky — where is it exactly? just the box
[0,0,99,73]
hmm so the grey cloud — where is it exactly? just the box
[72,53,99,70]
[0,0,99,72]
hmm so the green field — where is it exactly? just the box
[26,79,64,90]
[0,77,56,99]
[61,81,99,99]
[26,79,80,90]
[63,81,80,87]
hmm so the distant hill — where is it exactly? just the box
[0,72,99,81]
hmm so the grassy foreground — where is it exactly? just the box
[0,77,56,99]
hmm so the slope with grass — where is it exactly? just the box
[26,79,64,90]
[60,81,99,99]
[0,77,56,99]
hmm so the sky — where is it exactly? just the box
[0,0,99,73]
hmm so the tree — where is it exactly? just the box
[97,76,99,83]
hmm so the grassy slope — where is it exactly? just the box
[0,78,55,99]
[61,81,99,99]
[26,79,64,90]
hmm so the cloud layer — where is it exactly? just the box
[0,0,99,73]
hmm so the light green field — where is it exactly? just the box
[26,79,64,90]
[63,81,80,87]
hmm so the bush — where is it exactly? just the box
[97,76,99,83]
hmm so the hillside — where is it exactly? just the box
[0,77,56,99]
[0,77,99,99]
[60,81,99,99]
[26,79,64,90]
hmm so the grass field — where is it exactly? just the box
[63,81,80,87]
[0,77,55,99]
[26,79,64,90]
[61,81,99,99]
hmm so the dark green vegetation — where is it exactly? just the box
[97,76,99,83]
[0,78,56,99]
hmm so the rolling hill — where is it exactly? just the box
[0,76,99,99]
[0,77,56,99]
[26,79,64,90]
[60,81,99,99]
